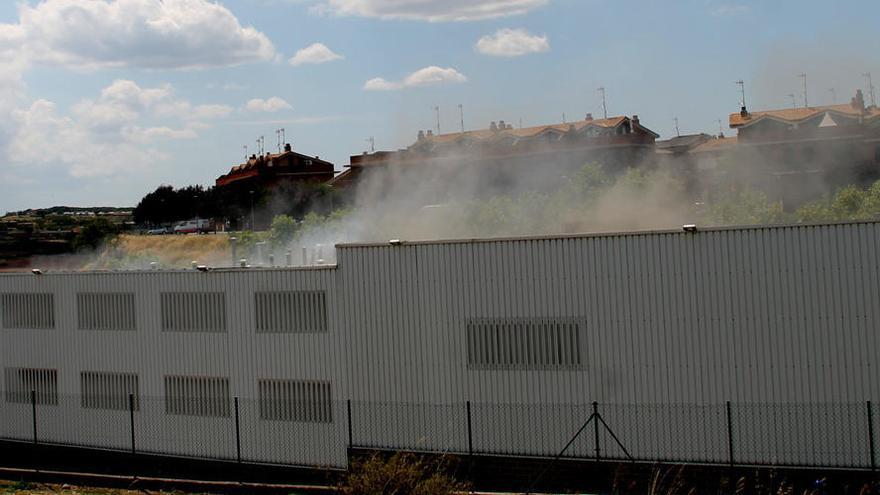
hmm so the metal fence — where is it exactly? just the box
[0,395,877,471]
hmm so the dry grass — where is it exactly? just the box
[0,479,190,495]
[87,234,232,270]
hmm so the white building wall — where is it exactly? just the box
[0,222,879,468]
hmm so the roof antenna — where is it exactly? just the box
[716,119,723,137]
[457,104,464,133]
[433,105,440,134]
[275,129,282,152]
[562,112,566,124]
[735,80,746,109]
[863,72,876,108]
[243,145,248,161]
[798,73,808,107]
[366,136,375,153]
[597,86,607,119]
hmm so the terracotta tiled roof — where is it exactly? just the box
[690,136,738,153]
[423,116,630,144]
[730,103,880,127]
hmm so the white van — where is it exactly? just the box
[173,218,211,234]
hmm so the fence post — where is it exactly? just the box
[129,393,136,454]
[592,401,600,462]
[726,401,734,466]
[868,401,876,471]
[347,399,353,449]
[31,390,37,445]
[466,400,474,456]
[234,397,242,463]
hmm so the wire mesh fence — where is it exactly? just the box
[0,395,876,471]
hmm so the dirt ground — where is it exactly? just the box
[0,480,211,495]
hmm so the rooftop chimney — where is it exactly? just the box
[284,143,292,152]
[585,113,593,121]
[740,106,750,119]
[490,121,498,132]
[418,130,425,140]
[632,115,640,125]
[426,130,434,137]
[852,89,866,112]
[499,120,506,130]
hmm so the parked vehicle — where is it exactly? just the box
[173,219,211,234]
[145,227,169,235]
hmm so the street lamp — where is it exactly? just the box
[249,190,255,231]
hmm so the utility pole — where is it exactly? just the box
[458,104,464,133]
[434,105,440,134]
[717,119,724,137]
[735,80,746,108]
[674,117,680,137]
[864,72,876,108]
[798,73,808,107]
[597,87,607,119]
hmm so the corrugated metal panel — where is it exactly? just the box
[0,222,879,467]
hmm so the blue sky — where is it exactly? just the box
[0,0,877,214]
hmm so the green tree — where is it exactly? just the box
[72,217,118,251]
[703,190,787,226]
[267,214,298,247]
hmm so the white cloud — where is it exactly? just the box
[364,66,467,91]
[5,0,276,70]
[7,80,228,178]
[475,28,549,57]
[314,0,548,21]
[289,42,344,66]
[245,97,293,112]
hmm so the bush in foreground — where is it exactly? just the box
[338,453,468,495]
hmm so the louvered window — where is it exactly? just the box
[164,375,230,417]
[258,379,332,423]
[0,293,55,329]
[160,292,226,332]
[77,293,136,330]
[466,318,583,370]
[81,371,139,411]
[255,291,328,333]
[4,367,58,405]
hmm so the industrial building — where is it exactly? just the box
[1,222,879,470]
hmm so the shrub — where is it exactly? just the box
[338,452,468,495]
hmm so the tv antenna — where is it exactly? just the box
[366,136,375,153]
[433,105,440,134]
[864,72,876,107]
[256,136,265,155]
[597,87,607,119]
[798,73,808,107]
[243,145,248,161]
[735,80,746,108]
[457,104,464,133]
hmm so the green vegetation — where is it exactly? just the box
[337,453,468,495]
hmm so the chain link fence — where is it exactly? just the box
[1,395,877,471]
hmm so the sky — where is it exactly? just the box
[0,0,878,214]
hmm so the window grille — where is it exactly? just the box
[0,293,55,329]
[4,367,58,405]
[77,293,136,330]
[81,371,139,411]
[164,375,230,417]
[466,318,583,370]
[255,291,328,333]
[258,379,332,423]
[160,292,226,332]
